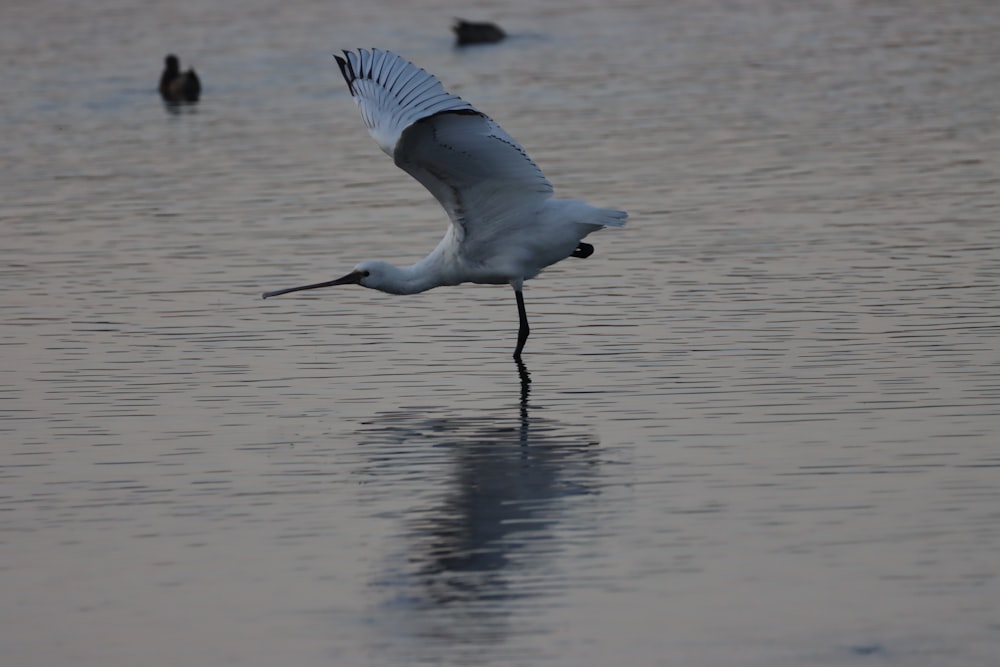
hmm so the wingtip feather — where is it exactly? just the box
[334,52,354,95]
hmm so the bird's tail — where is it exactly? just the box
[577,205,628,230]
[549,199,628,236]
[591,207,628,228]
[556,199,628,229]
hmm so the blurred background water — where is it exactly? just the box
[2,0,999,665]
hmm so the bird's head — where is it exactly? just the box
[349,260,413,294]
[320,260,396,291]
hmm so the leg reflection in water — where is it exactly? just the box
[356,360,600,654]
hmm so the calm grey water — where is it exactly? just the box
[3,0,1000,665]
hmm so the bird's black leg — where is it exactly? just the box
[515,356,532,391]
[514,289,530,359]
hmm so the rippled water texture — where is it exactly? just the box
[2,0,999,665]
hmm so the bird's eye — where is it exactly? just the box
[361,271,370,277]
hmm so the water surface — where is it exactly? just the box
[2,0,999,665]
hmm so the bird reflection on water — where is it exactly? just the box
[357,360,599,650]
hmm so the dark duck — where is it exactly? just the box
[159,54,201,103]
[452,19,506,46]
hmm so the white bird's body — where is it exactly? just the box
[263,49,627,358]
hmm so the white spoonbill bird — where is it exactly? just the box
[263,49,627,359]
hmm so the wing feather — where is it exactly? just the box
[336,49,475,156]
[335,49,555,260]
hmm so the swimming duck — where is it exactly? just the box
[452,19,506,46]
[159,54,201,103]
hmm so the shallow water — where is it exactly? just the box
[3,0,1000,665]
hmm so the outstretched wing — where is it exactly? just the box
[335,49,554,257]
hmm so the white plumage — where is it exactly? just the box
[263,48,627,359]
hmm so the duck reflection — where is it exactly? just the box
[358,360,599,648]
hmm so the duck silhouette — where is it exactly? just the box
[159,54,201,103]
[452,19,506,46]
